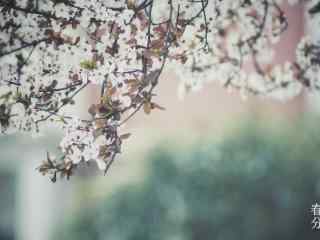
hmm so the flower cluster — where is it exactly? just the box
[0,0,319,181]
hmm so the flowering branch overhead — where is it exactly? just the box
[0,0,319,181]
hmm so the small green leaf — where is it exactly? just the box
[80,60,97,70]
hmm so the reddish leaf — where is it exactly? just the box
[120,133,131,140]
[143,102,151,114]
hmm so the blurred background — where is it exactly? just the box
[1,2,320,240]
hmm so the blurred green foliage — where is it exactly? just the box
[54,123,320,240]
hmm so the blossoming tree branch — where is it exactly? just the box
[0,0,319,182]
